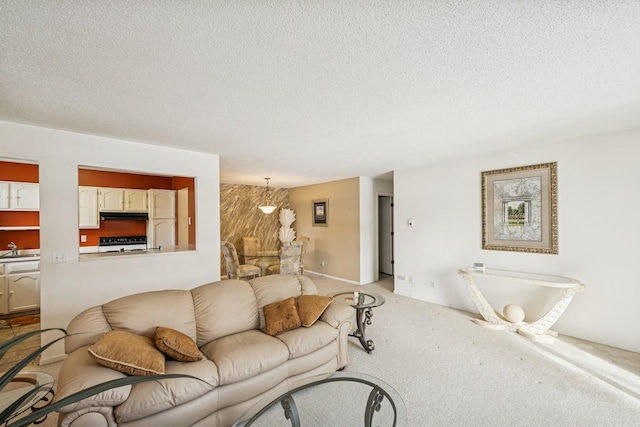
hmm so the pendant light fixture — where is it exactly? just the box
[258,178,277,214]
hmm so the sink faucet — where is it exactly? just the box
[8,242,18,257]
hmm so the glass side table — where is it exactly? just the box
[329,291,385,353]
[0,371,55,425]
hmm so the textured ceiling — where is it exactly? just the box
[1,1,640,188]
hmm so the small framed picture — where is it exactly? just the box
[312,199,328,227]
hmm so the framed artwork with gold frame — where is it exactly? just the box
[482,162,558,254]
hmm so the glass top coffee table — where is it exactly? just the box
[329,291,385,353]
[232,371,406,426]
[0,371,55,425]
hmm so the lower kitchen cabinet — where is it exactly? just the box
[7,272,40,312]
[148,219,176,249]
[1,261,40,314]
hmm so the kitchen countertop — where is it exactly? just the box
[79,245,197,260]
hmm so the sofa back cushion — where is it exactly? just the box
[65,306,113,354]
[191,280,259,346]
[250,274,318,330]
[103,289,198,341]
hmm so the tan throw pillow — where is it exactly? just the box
[263,297,302,336]
[155,326,204,362]
[297,295,333,327]
[88,330,165,376]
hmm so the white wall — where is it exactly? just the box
[394,129,640,353]
[0,121,221,362]
[359,177,375,284]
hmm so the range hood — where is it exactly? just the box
[100,212,149,221]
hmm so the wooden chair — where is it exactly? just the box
[221,241,261,280]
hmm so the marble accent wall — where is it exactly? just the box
[220,183,289,276]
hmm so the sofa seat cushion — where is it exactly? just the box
[114,358,219,423]
[200,330,289,386]
[275,321,338,359]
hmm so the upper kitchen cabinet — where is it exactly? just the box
[78,186,99,229]
[99,187,124,211]
[149,189,176,219]
[99,188,148,212]
[0,181,39,210]
[125,189,148,212]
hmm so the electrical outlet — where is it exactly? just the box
[80,235,87,243]
[321,261,325,267]
[431,281,436,288]
[408,276,413,284]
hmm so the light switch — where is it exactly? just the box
[52,252,68,264]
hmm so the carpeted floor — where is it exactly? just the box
[4,275,640,427]
[313,273,640,426]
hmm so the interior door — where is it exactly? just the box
[378,196,393,275]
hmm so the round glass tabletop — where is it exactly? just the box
[329,291,385,309]
[233,371,406,426]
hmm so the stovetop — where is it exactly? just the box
[98,236,148,252]
[99,236,147,246]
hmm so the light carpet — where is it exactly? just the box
[313,273,640,426]
[13,274,640,426]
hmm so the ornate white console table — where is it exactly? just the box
[457,267,585,343]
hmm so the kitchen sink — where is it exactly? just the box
[0,253,40,260]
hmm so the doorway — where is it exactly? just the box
[378,196,393,276]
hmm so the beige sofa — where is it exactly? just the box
[54,274,353,427]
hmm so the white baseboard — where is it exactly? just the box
[305,271,360,285]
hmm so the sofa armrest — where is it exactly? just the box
[320,301,353,369]
[55,346,132,413]
[57,406,118,427]
[320,301,353,328]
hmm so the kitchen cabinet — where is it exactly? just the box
[0,182,8,209]
[99,187,124,211]
[148,219,176,248]
[99,188,148,212]
[149,189,176,219]
[1,261,40,314]
[148,189,176,248]
[0,181,39,210]
[78,186,99,229]
[124,189,148,212]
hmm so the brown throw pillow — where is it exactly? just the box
[155,326,204,362]
[297,295,333,327]
[263,297,302,336]
[88,330,165,376]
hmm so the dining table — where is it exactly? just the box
[240,250,280,276]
